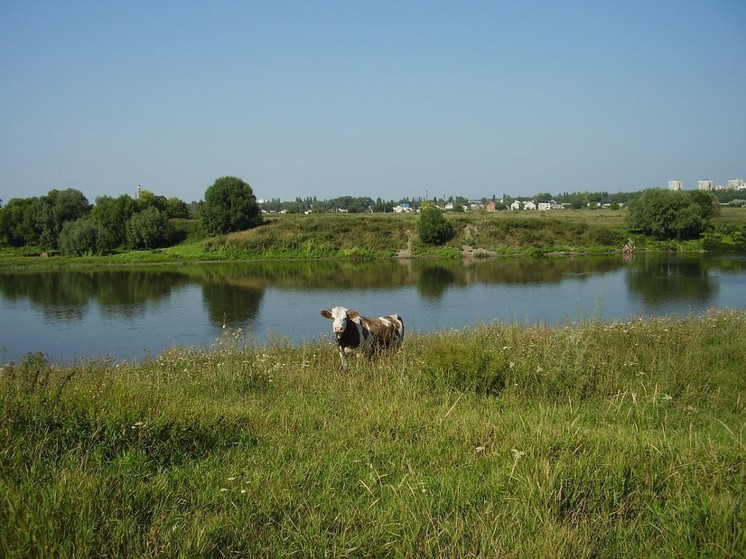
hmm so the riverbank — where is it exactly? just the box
[2,311,744,557]
[3,206,746,270]
[0,209,718,268]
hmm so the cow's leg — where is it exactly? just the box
[338,346,349,370]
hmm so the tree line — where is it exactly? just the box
[0,177,264,256]
[0,175,736,255]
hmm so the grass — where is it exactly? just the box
[2,208,745,268]
[1,311,744,558]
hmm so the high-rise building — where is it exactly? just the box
[668,180,683,191]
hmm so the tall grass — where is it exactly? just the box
[2,311,744,557]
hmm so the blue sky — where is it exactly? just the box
[1,1,744,204]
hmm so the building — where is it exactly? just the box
[727,179,746,190]
[698,180,715,191]
[668,180,684,191]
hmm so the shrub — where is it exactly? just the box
[417,205,454,245]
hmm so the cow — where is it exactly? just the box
[320,306,404,369]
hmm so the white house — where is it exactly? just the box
[510,200,522,211]
[538,202,551,211]
[524,201,537,210]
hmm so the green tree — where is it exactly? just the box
[58,217,107,256]
[0,197,40,246]
[35,189,92,250]
[201,176,262,236]
[126,207,174,249]
[418,205,454,245]
[627,189,717,240]
[165,197,191,219]
[91,194,139,250]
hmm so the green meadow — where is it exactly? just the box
[1,310,744,558]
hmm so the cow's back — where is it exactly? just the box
[360,313,404,349]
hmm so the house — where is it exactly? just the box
[393,203,414,213]
[524,201,537,210]
[510,200,522,211]
[538,202,551,211]
[486,201,496,212]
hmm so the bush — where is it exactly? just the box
[417,205,454,245]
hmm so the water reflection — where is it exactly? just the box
[0,254,744,363]
[626,254,719,308]
[202,282,263,327]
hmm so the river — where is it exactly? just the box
[1,253,744,363]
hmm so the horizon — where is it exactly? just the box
[2,1,744,204]
[2,179,744,207]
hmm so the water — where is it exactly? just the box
[1,253,744,363]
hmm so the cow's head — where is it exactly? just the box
[320,306,359,340]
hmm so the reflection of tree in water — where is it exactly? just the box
[462,256,624,285]
[0,271,93,321]
[201,282,264,328]
[626,256,716,307]
[0,269,193,321]
[416,265,458,300]
[95,270,191,318]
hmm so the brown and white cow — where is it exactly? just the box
[320,306,404,369]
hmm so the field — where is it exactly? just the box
[2,311,744,557]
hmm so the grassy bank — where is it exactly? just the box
[7,208,744,268]
[2,311,744,557]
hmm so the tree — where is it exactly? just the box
[418,205,454,245]
[0,197,40,247]
[91,194,138,250]
[165,197,191,219]
[201,176,262,236]
[59,217,107,256]
[35,189,92,250]
[627,189,717,240]
[126,207,174,249]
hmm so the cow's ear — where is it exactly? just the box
[320,310,333,319]
[347,311,359,319]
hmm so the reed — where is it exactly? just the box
[1,311,744,558]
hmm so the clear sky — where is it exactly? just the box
[1,0,744,205]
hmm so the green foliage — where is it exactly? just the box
[91,194,139,250]
[126,207,174,249]
[417,205,454,245]
[702,225,746,251]
[201,176,262,236]
[627,189,717,240]
[35,189,92,250]
[0,197,40,247]
[58,218,108,256]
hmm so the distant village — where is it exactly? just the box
[258,177,746,215]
